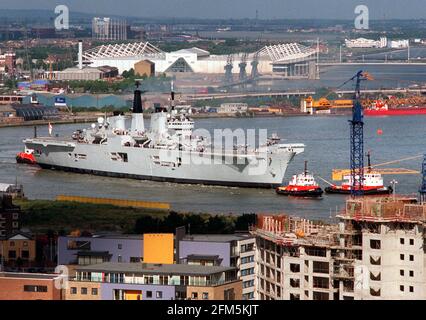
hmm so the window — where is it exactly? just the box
[191,292,198,299]
[400,285,404,292]
[118,255,122,263]
[290,263,300,273]
[313,277,329,289]
[71,287,77,294]
[400,238,405,245]
[9,241,15,247]
[409,255,414,262]
[410,270,414,277]
[313,261,329,274]
[243,280,255,288]
[410,239,414,246]
[241,268,254,276]
[370,256,381,265]
[156,291,162,299]
[146,291,152,298]
[290,278,300,288]
[313,291,329,300]
[400,254,405,261]
[24,285,47,292]
[241,256,254,264]
[21,250,29,259]
[92,288,98,295]
[23,241,28,247]
[400,270,404,276]
[370,288,381,297]
[224,288,235,300]
[130,257,140,263]
[118,244,122,250]
[202,292,209,300]
[8,250,16,259]
[290,293,300,300]
[370,272,381,281]
[410,286,414,293]
[81,288,88,295]
[370,240,381,250]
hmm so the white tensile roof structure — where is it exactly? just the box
[258,43,317,64]
[83,42,165,61]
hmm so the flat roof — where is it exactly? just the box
[0,272,59,280]
[186,254,220,261]
[62,234,142,240]
[181,234,252,243]
[76,262,234,276]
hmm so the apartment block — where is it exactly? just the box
[0,194,21,238]
[178,234,256,300]
[58,234,144,266]
[66,262,241,300]
[1,232,36,265]
[251,196,426,300]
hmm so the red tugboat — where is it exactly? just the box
[276,161,323,197]
[16,147,36,165]
[325,153,392,195]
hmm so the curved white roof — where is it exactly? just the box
[258,43,317,63]
[83,42,165,61]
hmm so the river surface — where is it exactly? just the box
[1,115,425,221]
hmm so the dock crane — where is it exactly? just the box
[348,71,373,196]
[224,54,234,84]
[420,155,426,203]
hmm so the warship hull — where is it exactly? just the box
[25,138,304,188]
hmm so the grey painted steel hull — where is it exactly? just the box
[25,138,302,188]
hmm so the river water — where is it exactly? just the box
[1,115,425,221]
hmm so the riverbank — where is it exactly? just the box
[15,199,256,234]
[0,111,310,128]
[0,115,100,128]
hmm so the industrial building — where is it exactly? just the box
[251,196,426,300]
[218,103,248,114]
[345,37,388,49]
[83,41,318,78]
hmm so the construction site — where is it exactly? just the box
[251,194,426,300]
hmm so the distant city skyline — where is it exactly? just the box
[0,0,425,20]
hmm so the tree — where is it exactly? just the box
[234,214,256,232]
[134,215,161,234]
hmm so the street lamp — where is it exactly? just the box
[390,179,398,199]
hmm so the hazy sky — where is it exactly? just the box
[0,0,425,19]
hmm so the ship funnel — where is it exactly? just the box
[170,80,175,110]
[78,40,83,70]
[133,81,143,114]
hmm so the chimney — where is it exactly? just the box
[170,81,175,110]
[132,81,143,113]
[78,40,83,70]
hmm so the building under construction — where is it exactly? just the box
[251,196,426,300]
[92,17,128,41]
